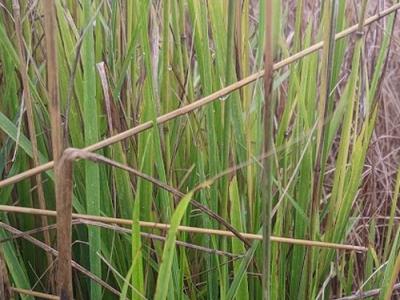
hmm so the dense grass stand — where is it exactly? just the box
[0,2,399,299]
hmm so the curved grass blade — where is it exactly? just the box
[153,191,194,300]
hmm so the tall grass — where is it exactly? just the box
[0,0,399,299]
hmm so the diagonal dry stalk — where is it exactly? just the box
[78,219,240,258]
[334,283,400,300]
[1,3,400,189]
[0,222,122,298]
[64,148,251,247]
[12,220,239,257]
[10,287,59,300]
[0,205,368,252]
[11,0,54,287]
[33,145,245,299]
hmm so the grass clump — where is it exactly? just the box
[0,1,399,299]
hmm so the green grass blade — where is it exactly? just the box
[229,177,249,300]
[82,0,102,298]
[153,191,194,300]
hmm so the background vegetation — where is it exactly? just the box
[0,0,399,299]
